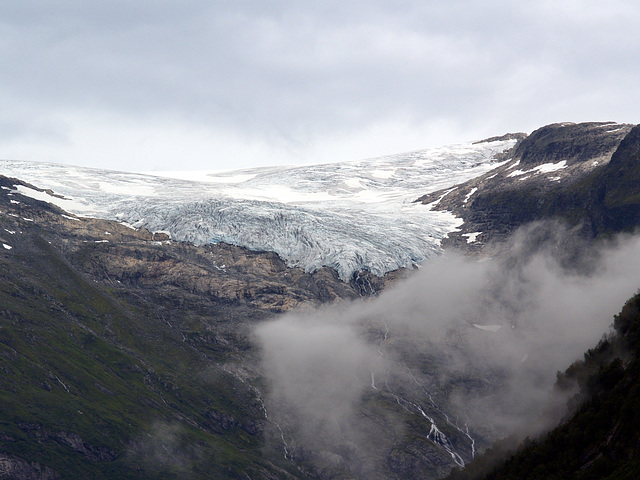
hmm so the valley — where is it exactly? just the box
[1,121,640,479]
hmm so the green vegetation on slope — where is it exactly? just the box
[0,227,297,479]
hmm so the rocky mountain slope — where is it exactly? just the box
[417,122,640,250]
[0,176,334,479]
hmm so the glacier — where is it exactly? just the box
[0,139,515,280]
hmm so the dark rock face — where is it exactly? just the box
[473,132,528,145]
[417,122,640,250]
[594,124,640,232]
[513,122,632,166]
[0,453,60,480]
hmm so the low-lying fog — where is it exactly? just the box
[255,223,640,476]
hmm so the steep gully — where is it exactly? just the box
[369,320,474,468]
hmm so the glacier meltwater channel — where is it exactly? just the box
[0,139,515,280]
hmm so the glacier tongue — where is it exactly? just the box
[0,139,515,280]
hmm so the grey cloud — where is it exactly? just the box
[2,1,640,169]
[256,314,375,443]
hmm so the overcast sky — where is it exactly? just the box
[2,1,640,172]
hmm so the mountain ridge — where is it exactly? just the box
[417,121,639,250]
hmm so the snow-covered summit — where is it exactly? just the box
[0,139,516,280]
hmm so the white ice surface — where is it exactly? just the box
[533,161,567,174]
[463,188,478,204]
[147,170,260,184]
[508,160,567,177]
[370,169,395,179]
[462,232,482,243]
[14,185,96,214]
[1,139,516,280]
